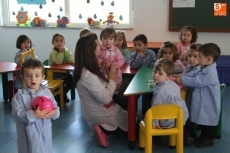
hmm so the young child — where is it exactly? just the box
[176,43,221,148]
[114,30,130,63]
[184,43,201,73]
[49,33,74,102]
[97,27,125,91]
[79,27,92,37]
[177,25,198,66]
[14,34,38,89]
[130,34,156,69]
[12,59,60,153]
[157,41,184,74]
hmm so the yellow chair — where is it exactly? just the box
[139,104,184,153]
[20,51,65,110]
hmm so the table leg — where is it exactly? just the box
[128,95,137,150]
[2,73,9,101]
[71,87,75,99]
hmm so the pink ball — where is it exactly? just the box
[32,96,54,111]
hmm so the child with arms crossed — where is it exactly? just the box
[114,30,130,63]
[177,25,198,66]
[97,27,125,91]
[176,43,221,148]
[12,59,60,153]
[130,34,156,69]
[49,33,74,102]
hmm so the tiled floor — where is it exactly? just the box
[0,75,230,153]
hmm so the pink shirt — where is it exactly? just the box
[97,45,125,85]
[177,42,190,66]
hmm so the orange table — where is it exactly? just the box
[127,41,163,50]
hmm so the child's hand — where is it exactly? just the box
[34,107,49,119]
[58,47,65,52]
[176,76,182,84]
[101,59,106,68]
[107,65,116,80]
[152,124,161,129]
[137,51,145,57]
[104,62,111,70]
[46,107,57,118]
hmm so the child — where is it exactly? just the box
[97,27,125,91]
[184,43,201,73]
[114,30,130,63]
[176,43,221,148]
[130,34,156,69]
[14,34,38,89]
[12,59,60,153]
[158,41,184,74]
[49,33,74,102]
[79,27,92,37]
[177,25,198,66]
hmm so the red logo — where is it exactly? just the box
[214,3,227,16]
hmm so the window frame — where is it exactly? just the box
[0,0,133,29]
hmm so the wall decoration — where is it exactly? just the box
[16,8,31,26]
[30,17,48,27]
[57,15,70,27]
[17,0,46,5]
[103,12,119,28]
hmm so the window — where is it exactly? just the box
[1,0,133,28]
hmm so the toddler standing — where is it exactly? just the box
[177,25,198,66]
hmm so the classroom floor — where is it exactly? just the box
[0,75,230,153]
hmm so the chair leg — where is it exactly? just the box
[169,135,176,148]
[176,133,183,153]
[8,80,14,102]
[145,134,152,153]
[59,85,64,110]
[71,87,75,100]
[139,128,145,149]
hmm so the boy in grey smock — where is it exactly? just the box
[176,43,221,148]
[12,59,60,153]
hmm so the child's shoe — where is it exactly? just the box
[193,135,204,145]
[196,139,214,148]
[93,125,109,148]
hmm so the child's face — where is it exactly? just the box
[114,35,123,49]
[95,39,101,56]
[52,36,65,49]
[21,67,45,93]
[198,52,212,67]
[101,36,115,49]
[21,39,31,50]
[182,30,192,44]
[133,41,147,53]
[162,47,173,61]
[187,49,199,66]
[153,68,169,83]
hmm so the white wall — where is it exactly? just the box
[0,0,229,62]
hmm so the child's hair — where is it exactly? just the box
[20,59,45,75]
[74,33,109,85]
[158,41,179,62]
[115,30,127,49]
[16,34,33,49]
[179,25,198,44]
[100,27,116,40]
[189,43,201,51]
[198,43,221,62]
[154,58,175,76]
[52,33,65,43]
[80,27,92,37]
[133,34,148,45]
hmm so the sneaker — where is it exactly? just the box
[184,136,194,145]
[93,125,109,148]
[193,135,204,145]
[196,139,214,148]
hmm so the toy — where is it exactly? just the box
[87,17,102,27]
[16,11,30,26]
[30,17,48,27]
[103,12,119,28]
[32,96,54,111]
[57,15,70,27]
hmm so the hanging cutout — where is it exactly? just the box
[39,4,43,9]
[101,1,104,6]
[12,11,16,15]
[20,6,24,11]
[52,0,55,2]
[79,14,82,19]
[111,1,114,6]
[17,0,46,5]
[34,11,38,16]
[87,0,90,3]
[48,12,52,17]
[94,14,97,19]
[60,7,63,12]
[119,15,123,21]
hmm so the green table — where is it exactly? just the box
[124,66,155,150]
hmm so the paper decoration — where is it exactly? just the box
[17,0,46,5]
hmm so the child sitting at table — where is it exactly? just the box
[176,43,221,148]
[151,58,189,144]
[79,27,92,37]
[49,33,74,103]
[14,34,38,89]
[129,34,156,69]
